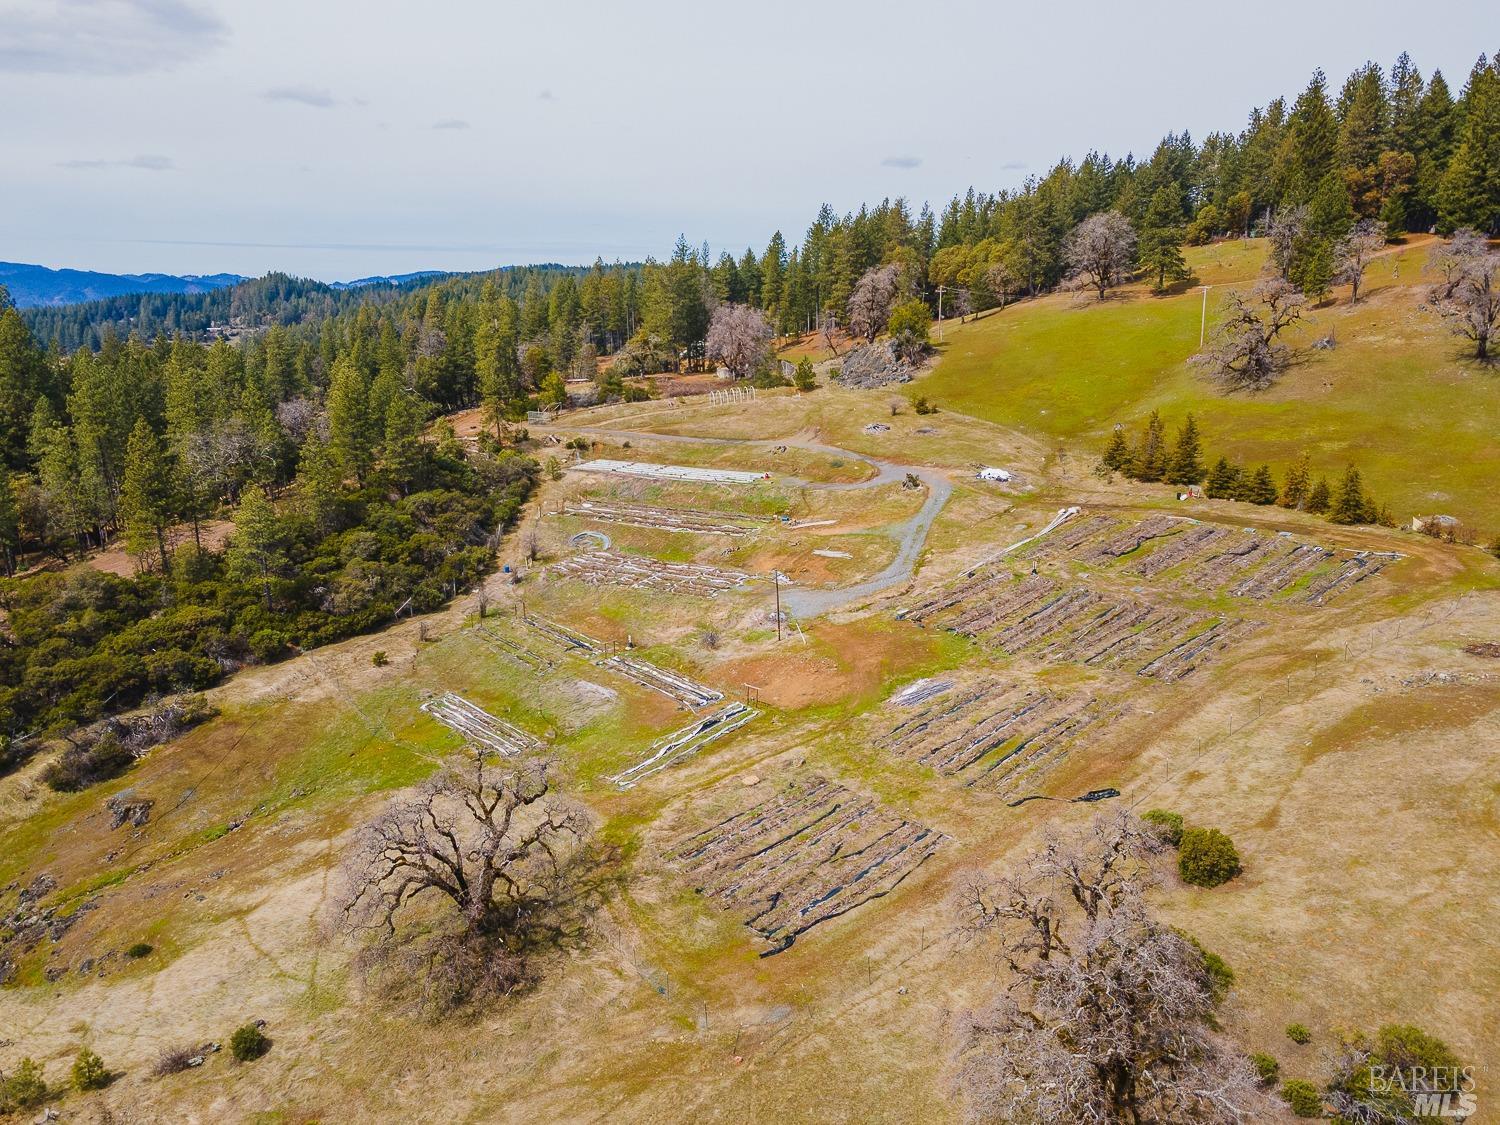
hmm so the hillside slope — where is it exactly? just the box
[0,262,245,308]
[914,237,1500,531]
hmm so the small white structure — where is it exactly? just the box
[977,466,1012,482]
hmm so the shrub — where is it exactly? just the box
[125,942,153,959]
[1142,808,1184,846]
[1281,1078,1324,1117]
[1251,1052,1280,1085]
[1327,1024,1468,1121]
[72,1047,109,1091]
[248,628,290,663]
[151,1045,198,1077]
[41,731,135,793]
[229,1023,269,1062]
[371,650,389,667]
[1178,827,1241,887]
[912,396,938,415]
[2,1057,47,1109]
[1286,1022,1313,1045]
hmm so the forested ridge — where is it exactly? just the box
[1,50,1498,755]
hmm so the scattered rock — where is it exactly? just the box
[834,341,918,388]
[741,774,760,787]
[862,422,891,434]
[186,1055,206,1068]
[107,791,155,829]
[1464,642,1500,658]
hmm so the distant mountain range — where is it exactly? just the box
[0,262,248,308]
[0,263,458,309]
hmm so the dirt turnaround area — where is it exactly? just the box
[2,386,1498,1123]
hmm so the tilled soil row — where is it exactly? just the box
[668,776,946,950]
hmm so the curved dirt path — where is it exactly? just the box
[540,425,953,617]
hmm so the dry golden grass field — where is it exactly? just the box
[2,310,1499,1123]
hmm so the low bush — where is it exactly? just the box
[125,942,153,959]
[72,1047,110,1091]
[1142,808,1184,846]
[1286,1022,1313,1045]
[1250,1052,1280,1085]
[371,650,389,667]
[1178,827,1241,887]
[41,731,134,792]
[229,1023,269,1062]
[1281,1078,1324,1118]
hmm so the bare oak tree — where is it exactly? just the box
[1064,211,1138,300]
[951,812,1270,1125]
[1334,218,1387,303]
[1265,205,1308,282]
[1428,229,1499,361]
[1202,278,1307,391]
[705,303,773,379]
[847,263,902,341]
[339,754,590,1008]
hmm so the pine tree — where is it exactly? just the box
[0,471,19,575]
[326,355,374,486]
[1130,411,1167,481]
[1330,464,1369,524]
[380,389,425,496]
[1244,464,1278,504]
[1139,186,1190,292]
[541,369,569,410]
[1166,414,1204,485]
[1100,426,1130,473]
[294,434,345,535]
[793,357,816,392]
[1204,457,1241,500]
[227,487,288,610]
[1279,452,1312,508]
[1281,70,1340,202]
[1306,476,1332,513]
[118,417,175,572]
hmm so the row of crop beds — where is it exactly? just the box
[557,499,772,536]
[1022,512,1396,605]
[419,692,544,756]
[903,572,1252,683]
[668,776,947,952]
[875,678,1117,796]
[547,549,752,597]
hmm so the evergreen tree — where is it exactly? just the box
[380,389,425,496]
[1330,464,1370,523]
[1166,414,1204,485]
[294,433,345,535]
[792,356,816,392]
[1243,464,1278,504]
[227,486,288,610]
[1138,186,1190,292]
[1204,457,1241,500]
[1280,70,1340,202]
[1100,426,1131,472]
[0,471,18,575]
[1130,411,1167,481]
[541,369,569,410]
[1306,476,1332,513]
[1279,452,1312,508]
[118,416,175,572]
[326,355,374,486]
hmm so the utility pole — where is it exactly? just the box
[1199,285,1212,346]
[772,571,783,641]
[936,284,945,342]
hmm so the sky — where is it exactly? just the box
[2,0,1494,281]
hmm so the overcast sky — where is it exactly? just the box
[2,0,1492,281]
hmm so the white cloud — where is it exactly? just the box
[263,84,337,108]
[58,153,176,171]
[0,0,227,75]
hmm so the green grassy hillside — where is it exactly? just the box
[915,237,1500,530]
